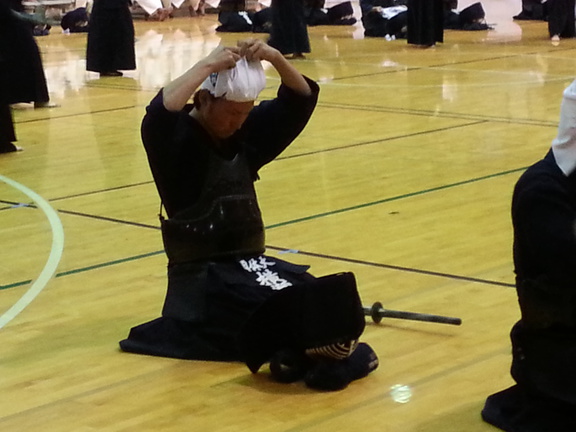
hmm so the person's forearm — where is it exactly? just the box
[162,61,214,112]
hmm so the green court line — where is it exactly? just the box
[0,251,165,291]
[267,167,527,229]
[56,250,165,278]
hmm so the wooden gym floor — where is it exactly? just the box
[1,1,574,430]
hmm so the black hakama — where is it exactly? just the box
[86,0,136,74]
[547,0,575,38]
[0,1,50,105]
[269,0,311,56]
[406,0,443,46]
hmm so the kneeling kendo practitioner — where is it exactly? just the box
[120,39,378,391]
[482,80,576,430]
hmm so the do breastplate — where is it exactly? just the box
[161,150,265,264]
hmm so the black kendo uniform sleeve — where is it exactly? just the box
[141,90,212,217]
[140,90,183,215]
[238,76,320,175]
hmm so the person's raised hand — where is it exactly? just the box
[237,38,280,63]
[201,45,242,73]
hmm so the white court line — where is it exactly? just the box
[0,175,64,329]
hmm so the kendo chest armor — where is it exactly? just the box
[160,150,265,264]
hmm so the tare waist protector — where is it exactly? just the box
[160,151,265,264]
[161,196,265,263]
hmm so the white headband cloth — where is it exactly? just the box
[200,57,266,102]
[552,79,576,176]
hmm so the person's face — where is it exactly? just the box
[201,97,254,140]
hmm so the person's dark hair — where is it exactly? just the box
[193,89,214,109]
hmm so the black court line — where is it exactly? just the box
[15,104,144,125]
[0,242,512,292]
[0,199,28,210]
[84,81,166,93]
[57,208,159,229]
[280,120,488,160]
[84,82,145,92]
[267,245,514,288]
[317,101,559,127]
[49,180,153,202]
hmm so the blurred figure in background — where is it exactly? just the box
[3,0,56,109]
[547,0,575,42]
[406,0,443,47]
[268,0,310,59]
[0,1,19,153]
[86,0,136,77]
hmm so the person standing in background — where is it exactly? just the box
[268,0,310,59]
[0,1,19,154]
[547,0,575,42]
[86,0,136,77]
[3,0,56,109]
[406,0,443,47]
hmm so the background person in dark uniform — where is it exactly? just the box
[406,0,443,47]
[0,0,19,154]
[268,0,310,59]
[0,103,18,154]
[3,0,55,108]
[482,80,576,431]
[0,61,19,154]
[360,0,408,39]
[86,0,136,77]
[547,0,575,42]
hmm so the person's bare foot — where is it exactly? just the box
[196,0,205,15]
[149,8,170,20]
[161,6,173,20]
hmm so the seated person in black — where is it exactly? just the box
[360,0,408,39]
[61,7,89,33]
[304,1,356,26]
[119,39,378,391]
[482,80,576,431]
[513,0,548,20]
